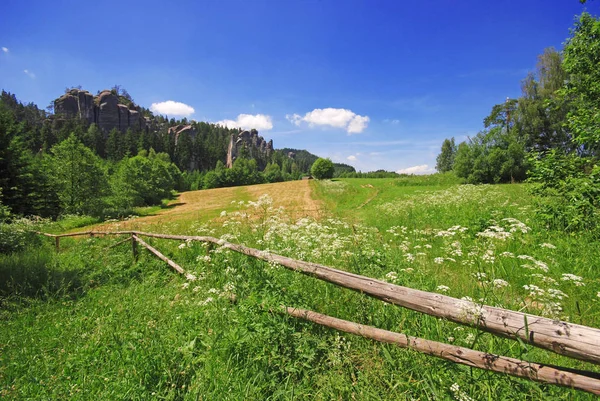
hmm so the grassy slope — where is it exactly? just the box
[1,178,599,400]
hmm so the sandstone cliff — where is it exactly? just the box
[226,129,273,168]
[54,89,147,134]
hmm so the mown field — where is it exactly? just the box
[1,176,599,400]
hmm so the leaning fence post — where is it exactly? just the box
[131,234,138,261]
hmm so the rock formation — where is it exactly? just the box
[226,129,273,168]
[168,124,196,145]
[54,88,147,134]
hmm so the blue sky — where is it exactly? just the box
[1,0,597,173]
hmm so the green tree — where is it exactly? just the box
[82,123,105,157]
[435,137,457,172]
[517,48,571,153]
[528,13,600,235]
[561,12,600,154]
[49,134,108,215]
[311,158,335,179]
[263,162,283,183]
[106,128,124,161]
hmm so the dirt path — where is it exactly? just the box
[93,180,322,232]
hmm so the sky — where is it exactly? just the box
[1,0,597,173]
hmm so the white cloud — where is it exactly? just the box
[150,100,195,117]
[286,107,370,134]
[347,155,357,161]
[1,47,8,53]
[216,114,273,131]
[396,164,435,175]
[23,69,35,79]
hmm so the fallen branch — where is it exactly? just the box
[284,306,600,395]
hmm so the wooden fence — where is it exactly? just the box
[39,230,600,395]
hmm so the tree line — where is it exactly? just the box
[435,12,600,235]
[0,89,358,221]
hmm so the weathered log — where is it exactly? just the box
[36,230,600,365]
[133,231,600,365]
[131,235,196,281]
[284,306,600,395]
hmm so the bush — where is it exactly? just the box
[0,218,44,254]
[528,150,600,235]
[311,158,334,180]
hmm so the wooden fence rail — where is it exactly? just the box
[283,306,600,395]
[38,230,600,366]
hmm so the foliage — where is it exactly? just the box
[453,128,528,184]
[263,162,283,183]
[0,217,44,254]
[561,12,600,154]
[435,137,457,172]
[49,134,109,216]
[311,157,335,179]
[203,157,265,189]
[332,163,356,177]
[527,13,600,235]
[528,150,600,235]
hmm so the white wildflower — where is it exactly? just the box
[436,285,450,293]
[450,383,474,401]
[540,243,556,249]
[198,297,214,306]
[492,279,509,288]
[561,273,585,286]
[472,272,487,281]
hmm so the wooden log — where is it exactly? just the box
[284,306,600,395]
[132,235,196,281]
[130,231,600,365]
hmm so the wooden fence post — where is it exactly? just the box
[131,234,138,261]
[55,236,60,252]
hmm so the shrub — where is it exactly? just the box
[311,158,334,180]
[528,150,600,235]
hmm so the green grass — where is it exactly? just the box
[1,176,599,400]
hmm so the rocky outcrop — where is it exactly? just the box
[226,129,273,168]
[54,88,147,134]
[168,124,196,145]
[54,89,95,124]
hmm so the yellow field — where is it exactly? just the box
[94,180,322,233]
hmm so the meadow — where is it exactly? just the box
[1,176,599,400]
